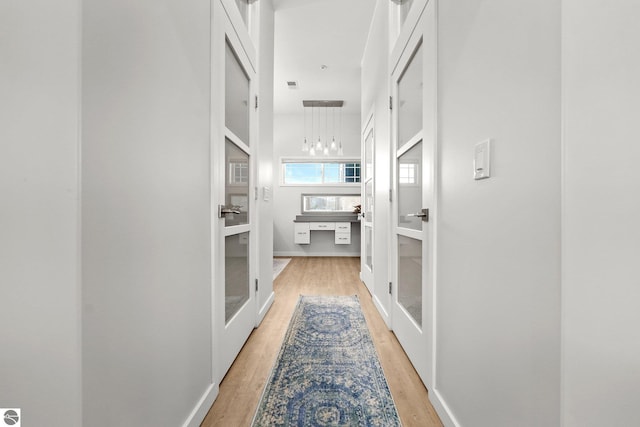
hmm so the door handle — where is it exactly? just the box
[407,208,429,222]
[218,205,241,218]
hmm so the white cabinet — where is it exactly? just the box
[335,222,351,232]
[335,232,351,245]
[294,222,310,244]
[335,222,351,245]
[310,222,336,231]
[294,221,353,245]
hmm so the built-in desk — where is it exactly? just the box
[293,214,359,245]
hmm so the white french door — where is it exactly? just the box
[212,0,258,382]
[360,113,375,294]
[390,0,435,387]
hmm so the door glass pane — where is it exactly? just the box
[398,235,422,327]
[398,142,422,230]
[225,232,249,323]
[225,40,250,144]
[398,42,422,146]
[225,138,249,227]
[365,129,374,180]
[365,226,373,271]
[365,180,373,221]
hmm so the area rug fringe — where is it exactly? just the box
[251,295,402,426]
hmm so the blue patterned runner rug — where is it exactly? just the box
[251,295,402,426]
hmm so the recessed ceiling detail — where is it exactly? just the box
[273,0,376,114]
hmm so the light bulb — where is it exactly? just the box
[309,146,316,156]
[337,141,343,156]
[315,138,322,151]
[302,138,309,152]
[330,137,337,151]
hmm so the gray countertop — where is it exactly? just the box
[293,214,360,223]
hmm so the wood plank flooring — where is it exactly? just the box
[200,257,443,427]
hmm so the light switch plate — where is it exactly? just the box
[474,139,491,180]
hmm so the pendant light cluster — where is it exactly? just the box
[301,100,344,156]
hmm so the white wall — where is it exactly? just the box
[361,0,393,325]
[363,1,562,424]
[256,0,276,320]
[0,2,82,425]
[273,112,362,257]
[561,1,640,425]
[435,1,561,425]
[81,1,213,426]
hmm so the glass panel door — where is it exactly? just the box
[213,1,257,383]
[361,118,375,294]
[391,7,434,386]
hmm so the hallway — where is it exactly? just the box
[201,257,442,426]
[3,1,640,426]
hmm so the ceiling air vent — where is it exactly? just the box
[286,81,298,89]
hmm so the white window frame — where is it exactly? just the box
[280,157,362,187]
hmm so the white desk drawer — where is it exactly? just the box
[310,222,335,231]
[294,222,310,244]
[335,231,351,245]
[335,222,351,232]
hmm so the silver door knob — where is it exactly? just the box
[218,205,241,218]
[407,208,429,222]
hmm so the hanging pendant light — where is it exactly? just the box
[330,107,338,152]
[309,106,316,155]
[337,107,344,156]
[302,106,309,152]
[315,109,322,151]
[323,107,330,155]
[302,100,344,156]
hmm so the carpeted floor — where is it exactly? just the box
[251,295,401,426]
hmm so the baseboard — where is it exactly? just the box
[273,251,360,257]
[257,291,275,325]
[182,382,218,427]
[372,294,391,329]
[429,388,460,427]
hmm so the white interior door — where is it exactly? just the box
[360,113,375,294]
[390,1,435,387]
[213,0,257,382]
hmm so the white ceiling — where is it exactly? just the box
[272,0,376,115]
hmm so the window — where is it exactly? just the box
[282,160,361,185]
[302,194,361,214]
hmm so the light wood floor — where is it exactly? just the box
[201,257,443,427]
